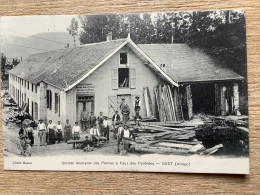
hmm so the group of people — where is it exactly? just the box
[25,119,76,146]
[81,110,111,142]
[112,96,143,154]
[18,96,142,154]
[119,96,142,126]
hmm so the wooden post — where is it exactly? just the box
[214,83,220,115]
[220,84,226,116]
[233,82,239,112]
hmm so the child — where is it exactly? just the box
[134,112,142,127]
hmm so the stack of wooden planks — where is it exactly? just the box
[154,82,183,122]
[130,123,222,155]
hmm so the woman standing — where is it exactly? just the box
[47,120,56,144]
[64,119,72,142]
[56,121,63,143]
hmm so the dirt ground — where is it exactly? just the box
[2,106,120,158]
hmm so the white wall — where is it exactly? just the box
[67,45,159,121]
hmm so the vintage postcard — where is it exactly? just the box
[0,10,249,174]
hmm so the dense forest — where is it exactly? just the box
[68,11,246,78]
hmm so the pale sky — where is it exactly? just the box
[0,15,78,37]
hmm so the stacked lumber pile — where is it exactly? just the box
[211,115,249,134]
[130,123,222,155]
[154,83,183,122]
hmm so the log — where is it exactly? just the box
[154,139,202,145]
[188,144,205,153]
[67,139,86,144]
[200,144,223,155]
[155,142,193,150]
[145,124,190,132]
[134,146,189,154]
[236,126,249,133]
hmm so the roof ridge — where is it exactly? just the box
[79,38,127,48]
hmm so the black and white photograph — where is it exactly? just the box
[0,10,249,174]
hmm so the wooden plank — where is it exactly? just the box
[200,144,223,155]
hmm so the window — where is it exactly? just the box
[55,93,59,114]
[34,102,38,120]
[46,90,52,109]
[25,81,26,88]
[120,53,127,65]
[35,85,37,93]
[118,68,129,88]
[27,81,29,90]
[31,84,34,92]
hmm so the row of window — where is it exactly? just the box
[10,84,38,120]
[46,90,60,116]
[10,74,37,93]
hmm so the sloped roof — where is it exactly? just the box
[9,40,243,91]
[138,44,244,83]
[9,39,127,89]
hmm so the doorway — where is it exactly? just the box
[191,83,215,115]
[76,96,94,122]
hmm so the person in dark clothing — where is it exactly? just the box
[26,125,34,146]
[19,124,27,138]
[64,119,72,142]
[112,111,120,125]
[134,96,141,115]
[47,120,56,144]
[89,112,97,128]
[121,104,130,124]
[134,112,142,126]
[19,124,29,149]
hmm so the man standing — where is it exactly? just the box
[112,111,120,125]
[89,112,96,128]
[81,107,89,132]
[103,116,110,142]
[97,111,104,136]
[116,122,124,154]
[121,104,130,124]
[72,122,81,149]
[119,98,126,113]
[37,119,47,146]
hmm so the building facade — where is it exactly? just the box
[9,37,177,125]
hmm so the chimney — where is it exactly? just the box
[106,32,112,41]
